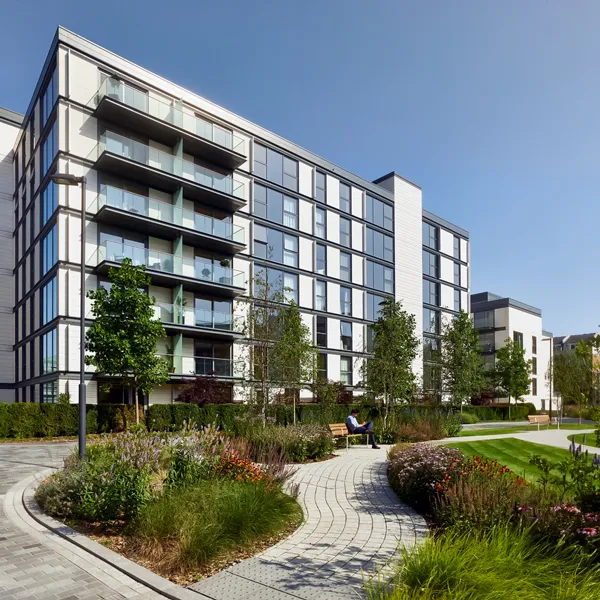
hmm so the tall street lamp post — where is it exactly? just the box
[50,173,87,459]
[541,336,556,428]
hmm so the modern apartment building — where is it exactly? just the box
[4,27,469,405]
[471,292,552,410]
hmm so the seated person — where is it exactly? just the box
[346,409,380,449]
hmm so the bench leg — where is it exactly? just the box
[537,423,540,432]
[346,436,349,453]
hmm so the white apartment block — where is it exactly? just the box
[471,292,552,411]
[3,27,469,405]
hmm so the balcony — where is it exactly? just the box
[91,241,245,297]
[88,78,246,168]
[158,354,244,379]
[87,132,246,211]
[90,185,245,254]
[154,303,242,340]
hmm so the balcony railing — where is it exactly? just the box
[87,131,245,199]
[88,77,245,155]
[158,354,242,378]
[91,240,245,288]
[155,303,234,331]
[90,185,245,245]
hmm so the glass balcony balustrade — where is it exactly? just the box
[154,303,234,331]
[89,185,245,245]
[88,77,245,155]
[91,240,244,288]
[158,354,242,378]
[87,131,245,199]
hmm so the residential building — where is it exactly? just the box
[4,27,469,404]
[471,292,552,410]
[553,332,599,353]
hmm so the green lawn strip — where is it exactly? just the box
[458,424,594,437]
[446,438,573,482]
[569,433,600,449]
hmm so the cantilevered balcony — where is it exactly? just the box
[88,78,246,168]
[87,132,246,211]
[158,354,244,379]
[90,185,245,254]
[154,303,241,340]
[91,241,245,297]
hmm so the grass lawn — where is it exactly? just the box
[458,424,594,437]
[445,438,572,481]
[569,432,600,449]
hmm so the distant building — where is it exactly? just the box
[471,292,552,411]
[553,332,599,353]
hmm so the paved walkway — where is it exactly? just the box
[1,443,425,600]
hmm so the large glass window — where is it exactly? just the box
[41,122,58,176]
[340,286,352,316]
[315,280,327,311]
[340,217,351,247]
[454,289,461,312]
[339,183,351,213]
[532,336,537,354]
[423,307,440,334]
[41,276,57,325]
[253,143,298,191]
[479,331,495,353]
[423,337,440,362]
[423,364,442,394]
[253,183,298,229]
[423,222,438,250]
[41,225,57,275]
[315,171,326,202]
[41,181,58,226]
[316,244,326,275]
[366,196,393,231]
[453,236,461,260]
[367,228,393,262]
[367,260,393,293]
[454,262,461,286]
[341,321,352,351]
[423,279,440,306]
[422,250,439,278]
[42,328,58,374]
[531,378,537,395]
[513,331,524,348]
[254,266,298,304]
[41,380,58,403]
[340,356,353,386]
[474,310,494,329]
[317,353,327,380]
[340,252,351,282]
[254,225,298,267]
[316,316,327,347]
[41,66,58,127]
[366,293,386,321]
[315,207,326,238]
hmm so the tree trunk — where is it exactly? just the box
[508,395,511,420]
[134,386,139,424]
[293,388,296,426]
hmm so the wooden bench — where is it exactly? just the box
[328,423,370,451]
[528,414,551,430]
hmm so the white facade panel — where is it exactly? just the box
[67,51,99,105]
[327,246,340,279]
[351,221,363,252]
[233,257,251,293]
[440,229,454,257]
[461,291,468,313]
[298,162,313,197]
[327,282,340,314]
[327,211,340,244]
[440,283,455,311]
[351,187,363,219]
[327,318,341,350]
[298,199,313,237]
[352,254,364,286]
[326,175,340,209]
[352,288,364,320]
[299,274,313,309]
[233,213,250,248]
[461,238,469,263]
[150,385,173,405]
[68,105,97,159]
[299,236,313,272]
[301,312,313,339]
[328,353,341,382]
[461,264,468,289]
[352,322,365,353]
[440,256,454,284]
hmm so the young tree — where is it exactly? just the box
[494,338,532,418]
[364,298,419,426]
[440,310,487,409]
[86,259,169,422]
[270,301,317,423]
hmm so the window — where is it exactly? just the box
[194,298,233,329]
[340,252,351,282]
[531,378,537,395]
[423,307,440,334]
[513,331,524,348]
[41,122,58,176]
[367,293,386,321]
[453,236,461,260]
[41,277,57,325]
[41,380,58,404]
[253,184,298,229]
[474,310,494,329]
[423,279,440,306]
[532,336,537,354]
[317,353,327,380]
[479,331,495,353]
[42,328,57,374]
[41,225,57,275]
[423,222,438,250]
[315,171,326,203]
[454,289,461,312]
[454,263,461,286]
[366,196,393,231]
[41,181,58,226]
[316,244,326,275]
[253,143,298,191]
[315,280,326,311]
[422,250,439,278]
[340,217,351,247]
[339,183,351,213]
[316,316,327,347]
[341,321,352,350]
[41,66,58,127]
[532,357,537,375]
[367,260,393,293]
[253,225,298,267]
[283,234,298,267]
[367,228,393,262]
[340,286,352,316]
[423,337,440,362]
[340,356,352,386]
[423,364,442,393]
[254,266,298,304]
[315,207,326,238]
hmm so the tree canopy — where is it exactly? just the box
[494,338,532,406]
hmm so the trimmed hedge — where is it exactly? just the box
[463,403,536,421]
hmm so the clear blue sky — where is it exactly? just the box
[1,0,598,336]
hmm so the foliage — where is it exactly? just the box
[440,310,487,408]
[312,379,354,405]
[86,259,169,420]
[176,376,232,405]
[493,338,532,407]
[393,413,461,443]
[364,299,419,422]
[458,411,480,424]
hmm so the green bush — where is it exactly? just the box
[459,411,480,424]
[464,403,536,421]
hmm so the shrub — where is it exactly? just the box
[396,420,447,443]
[459,411,480,424]
[176,376,232,405]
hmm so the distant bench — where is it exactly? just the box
[328,423,370,451]
[528,414,551,430]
